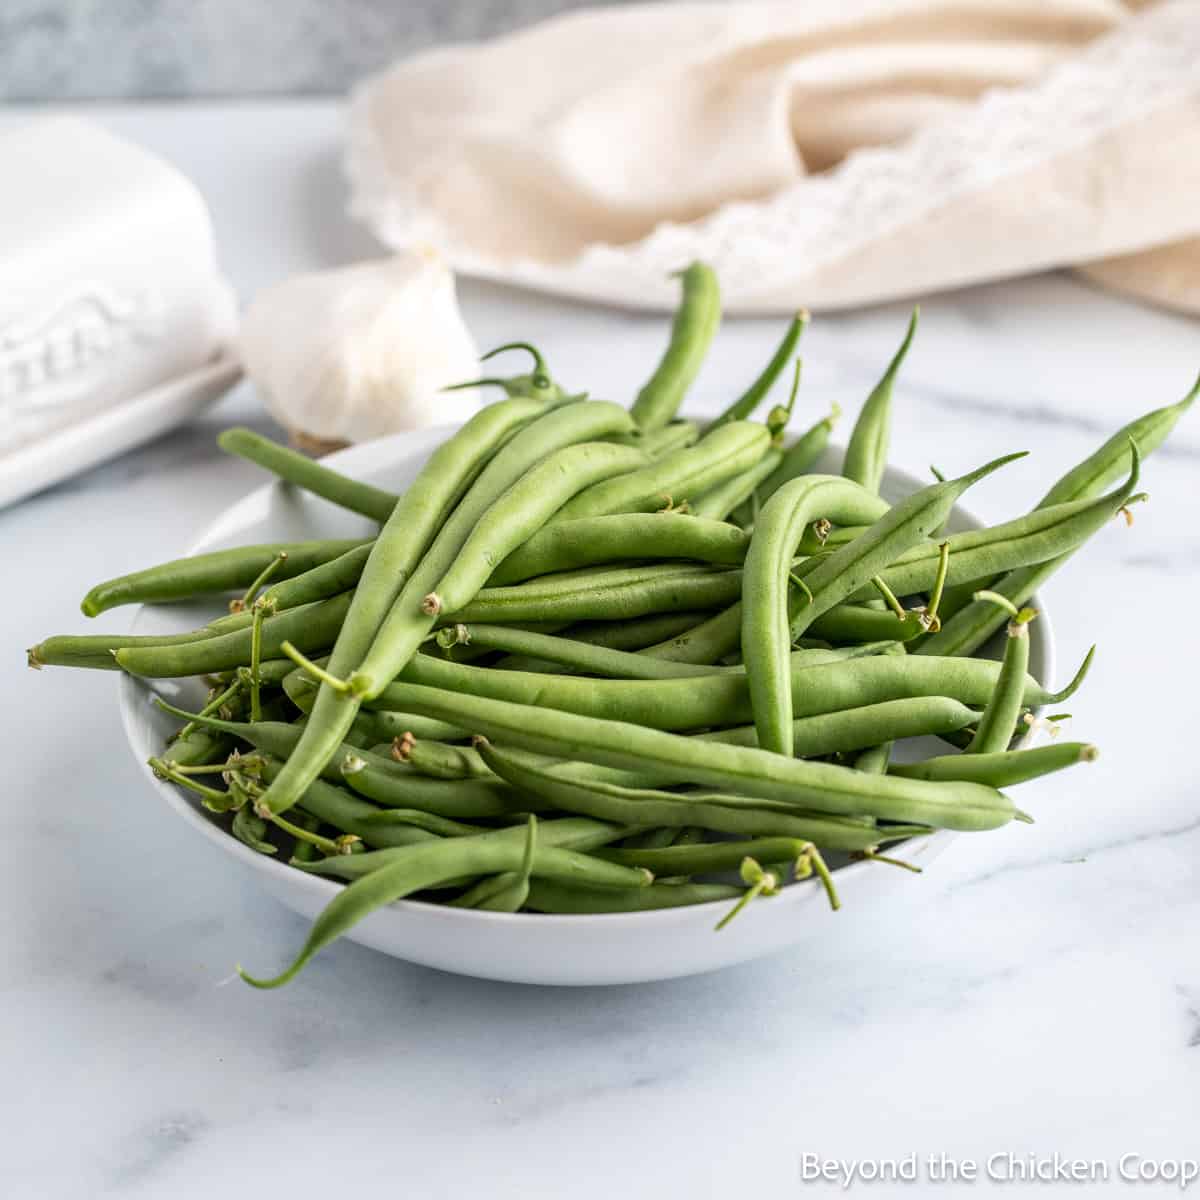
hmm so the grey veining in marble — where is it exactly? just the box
[2,102,1199,1199]
[0,0,720,100]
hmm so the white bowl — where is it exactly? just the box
[119,428,1054,986]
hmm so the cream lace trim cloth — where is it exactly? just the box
[347,0,1200,314]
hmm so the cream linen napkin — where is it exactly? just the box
[347,0,1200,314]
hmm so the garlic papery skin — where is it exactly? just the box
[239,247,480,446]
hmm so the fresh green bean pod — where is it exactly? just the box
[965,600,1036,754]
[525,878,742,913]
[841,308,918,493]
[741,475,894,752]
[80,538,366,617]
[218,428,399,522]
[115,593,353,677]
[388,735,491,780]
[630,262,721,431]
[919,377,1196,657]
[552,420,771,522]
[437,624,730,680]
[373,684,1016,832]
[478,741,929,850]
[709,312,807,429]
[891,741,1097,787]
[490,513,749,585]
[240,824,652,988]
[29,626,227,671]
[421,442,647,618]
[596,836,824,876]
[379,650,1087,733]
[454,562,742,625]
[788,453,1024,645]
[338,751,528,818]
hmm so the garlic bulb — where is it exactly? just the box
[239,247,480,446]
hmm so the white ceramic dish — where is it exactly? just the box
[119,427,1054,986]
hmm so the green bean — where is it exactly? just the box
[239,824,652,987]
[378,650,1086,733]
[891,741,1096,787]
[79,538,366,617]
[218,428,398,522]
[919,377,1196,657]
[454,562,742,625]
[597,836,825,877]
[553,421,770,522]
[421,442,647,618]
[29,625,228,671]
[477,740,931,849]
[471,815,538,911]
[740,475,894,751]
[525,878,742,913]
[436,623,731,680]
[732,403,841,523]
[360,810,488,839]
[965,592,1038,753]
[494,612,707,674]
[338,751,527,818]
[263,399,634,817]
[842,308,918,493]
[787,453,1024,648]
[115,593,353,677]
[369,684,1018,832]
[689,447,784,521]
[630,262,721,432]
[709,312,807,429]
[489,513,749,585]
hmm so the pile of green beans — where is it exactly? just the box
[29,267,1195,989]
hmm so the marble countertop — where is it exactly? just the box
[4,102,1198,1199]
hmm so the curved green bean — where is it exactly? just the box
[218,428,398,522]
[553,420,770,522]
[630,262,721,432]
[709,312,807,430]
[80,538,366,617]
[841,308,918,493]
[490,513,748,585]
[240,824,652,987]
[891,741,1096,787]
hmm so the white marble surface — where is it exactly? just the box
[3,103,1199,1198]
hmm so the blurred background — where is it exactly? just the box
[0,0,664,99]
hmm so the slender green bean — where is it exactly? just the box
[965,593,1038,753]
[709,312,807,429]
[239,824,652,987]
[490,513,748,585]
[631,262,721,432]
[842,308,918,493]
[365,683,1018,833]
[525,878,741,913]
[218,428,398,522]
[478,740,931,849]
[80,539,366,617]
[732,403,841,524]
[891,741,1096,787]
[553,421,771,522]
